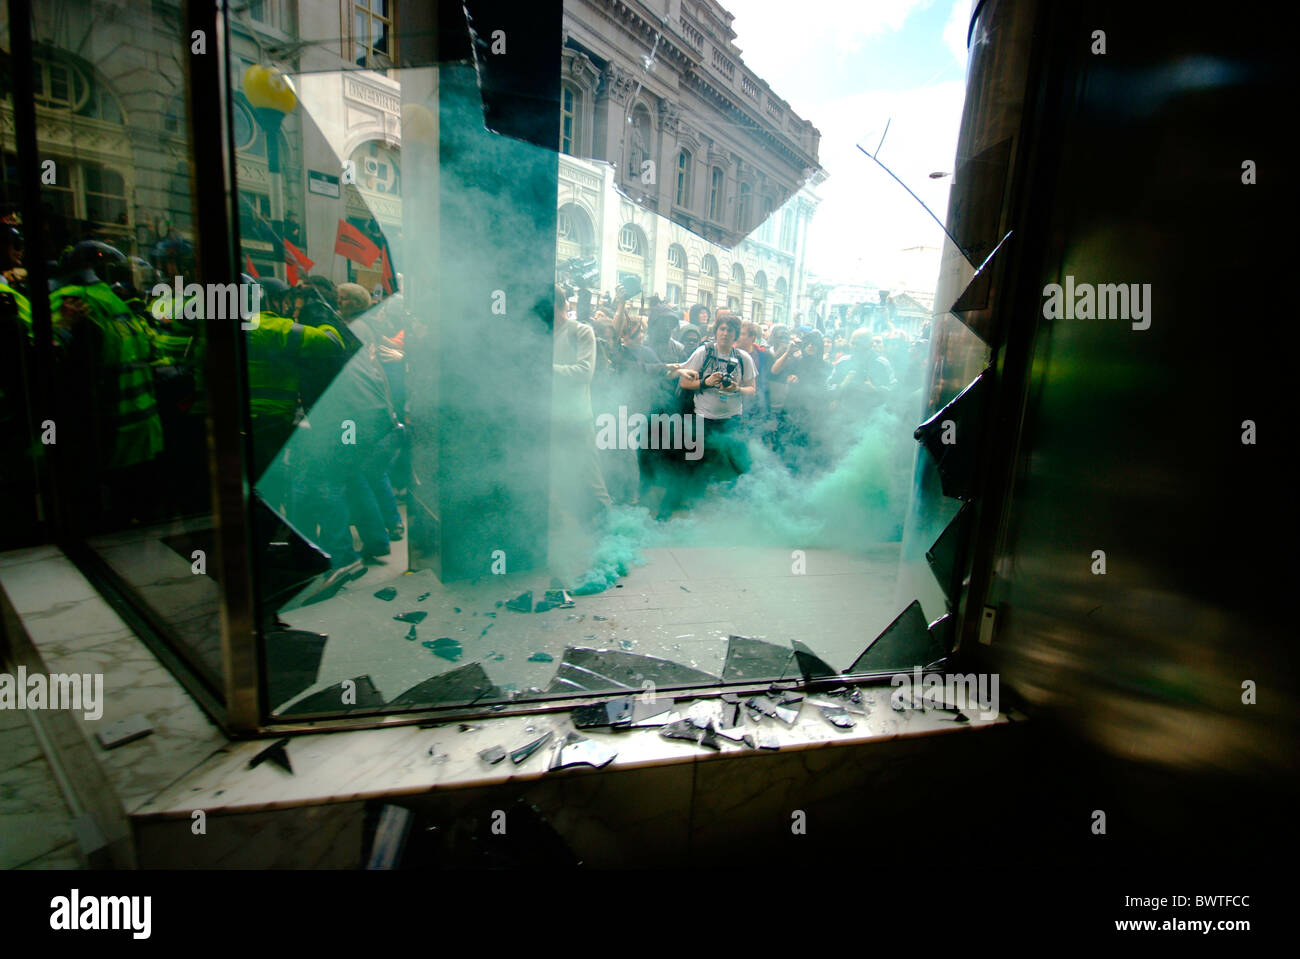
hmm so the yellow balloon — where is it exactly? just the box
[243,64,298,114]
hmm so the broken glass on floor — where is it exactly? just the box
[550,732,618,770]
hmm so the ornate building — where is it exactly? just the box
[557,0,825,323]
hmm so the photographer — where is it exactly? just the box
[657,313,756,518]
[772,328,830,473]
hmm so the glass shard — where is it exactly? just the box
[913,373,990,502]
[248,738,293,774]
[510,730,554,766]
[820,705,856,730]
[722,635,795,682]
[388,663,501,708]
[394,611,428,624]
[505,591,534,613]
[572,696,634,728]
[551,732,618,770]
[279,675,384,715]
[846,600,945,673]
[547,647,720,694]
[660,719,703,744]
[373,587,398,602]
[479,745,506,764]
[265,630,328,711]
[926,503,972,603]
[790,641,840,684]
[629,700,676,727]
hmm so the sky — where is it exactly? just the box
[724,0,973,299]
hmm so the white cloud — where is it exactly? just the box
[718,0,970,296]
[805,81,967,291]
[942,0,974,72]
[728,0,930,59]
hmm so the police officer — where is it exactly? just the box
[245,276,346,480]
[50,240,163,526]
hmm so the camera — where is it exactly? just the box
[718,356,738,387]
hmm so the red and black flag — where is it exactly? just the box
[333,220,381,267]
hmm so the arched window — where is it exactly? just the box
[33,53,125,122]
[618,224,644,255]
[557,202,595,260]
[560,81,581,155]
[667,244,686,269]
[675,150,693,208]
[730,262,745,286]
[700,254,718,278]
[754,270,767,292]
[709,167,725,221]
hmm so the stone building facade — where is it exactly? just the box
[557,0,825,323]
[2,0,822,320]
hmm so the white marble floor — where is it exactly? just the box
[0,681,83,870]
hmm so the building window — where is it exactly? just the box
[666,282,682,304]
[700,290,714,309]
[709,167,725,221]
[557,211,573,240]
[667,244,685,269]
[33,54,124,123]
[781,209,796,251]
[618,224,644,255]
[727,296,740,312]
[753,301,764,324]
[43,160,128,238]
[760,195,775,242]
[676,150,693,208]
[738,181,751,232]
[731,262,745,286]
[701,254,717,278]
[560,82,579,155]
[352,0,396,68]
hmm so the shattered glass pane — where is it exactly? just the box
[226,0,973,720]
[722,636,795,682]
[846,600,945,674]
[388,663,501,708]
[548,647,719,694]
[927,503,972,603]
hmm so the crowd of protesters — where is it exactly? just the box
[556,285,931,524]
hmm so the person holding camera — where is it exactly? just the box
[655,313,756,518]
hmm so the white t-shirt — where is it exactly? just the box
[683,344,757,419]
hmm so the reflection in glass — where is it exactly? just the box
[223,0,969,720]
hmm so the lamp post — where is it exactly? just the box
[242,64,297,175]
[242,65,297,271]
